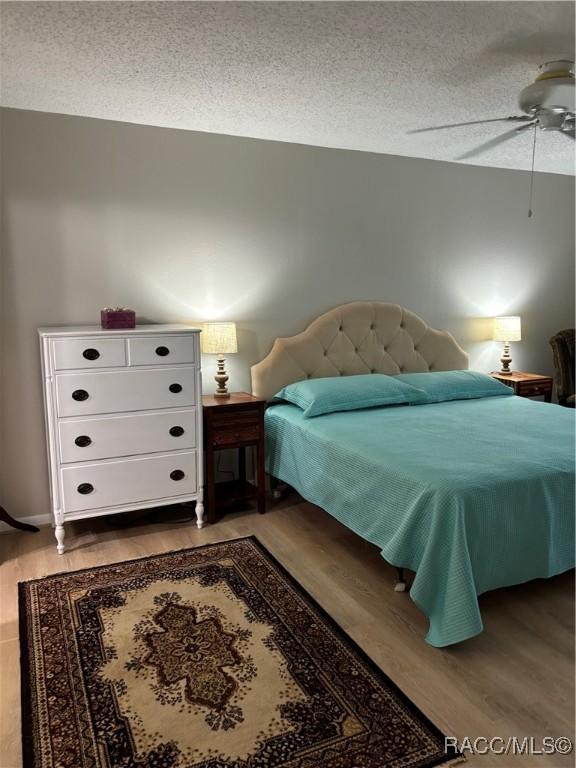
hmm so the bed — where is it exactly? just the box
[251,302,575,647]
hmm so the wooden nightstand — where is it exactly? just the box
[490,371,553,402]
[202,393,266,523]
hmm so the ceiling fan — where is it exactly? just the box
[410,60,574,153]
[409,60,575,215]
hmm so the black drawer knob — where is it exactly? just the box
[77,483,94,495]
[169,426,184,437]
[75,435,92,448]
[169,383,182,394]
[82,348,100,361]
[155,345,170,357]
[72,389,89,402]
[170,469,185,481]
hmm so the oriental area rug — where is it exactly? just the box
[19,536,460,768]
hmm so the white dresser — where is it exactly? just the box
[38,325,204,553]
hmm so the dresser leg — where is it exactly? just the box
[195,490,205,530]
[55,523,65,555]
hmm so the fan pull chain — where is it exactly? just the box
[528,123,538,218]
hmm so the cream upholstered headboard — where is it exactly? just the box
[251,302,469,400]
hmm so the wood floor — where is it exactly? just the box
[1,494,574,768]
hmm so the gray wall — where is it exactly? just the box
[1,107,574,521]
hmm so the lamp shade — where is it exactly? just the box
[201,322,238,354]
[493,316,522,342]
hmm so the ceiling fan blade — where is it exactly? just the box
[455,122,536,161]
[408,116,532,134]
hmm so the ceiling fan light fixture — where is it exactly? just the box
[536,60,575,80]
[538,108,570,131]
[518,60,575,115]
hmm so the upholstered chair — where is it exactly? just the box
[549,329,575,407]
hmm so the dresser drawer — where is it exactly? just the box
[61,451,197,514]
[128,336,197,366]
[53,338,126,370]
[56,367,196,417]
[58,409,197,463]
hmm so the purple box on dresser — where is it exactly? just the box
[100,308,136,329]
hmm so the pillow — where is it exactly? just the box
[274,374,425,418]
[394,370,514,404]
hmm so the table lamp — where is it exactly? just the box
[493,316,522,374]
[201,322,238,397]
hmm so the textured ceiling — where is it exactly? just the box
[1,1,575,174]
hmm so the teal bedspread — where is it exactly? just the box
[265,396,575,647]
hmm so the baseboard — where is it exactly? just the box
[0,513,52,534]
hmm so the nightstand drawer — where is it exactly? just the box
[518,383,551,397]
[211,408,260,429]
[490,371,553,402]
[212,424,260,446]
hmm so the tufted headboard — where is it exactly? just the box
[251,302,469,400]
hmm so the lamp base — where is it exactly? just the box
[499,342,513,374]
[214,355,230,396]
